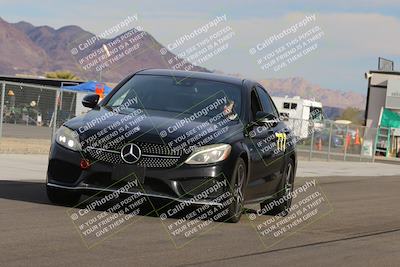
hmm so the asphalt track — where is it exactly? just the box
[0,155,399,266]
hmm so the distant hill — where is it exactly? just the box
[0,17,208,83]
[323,106,344,120]
[0,18,49,74]
[260,77,366,110]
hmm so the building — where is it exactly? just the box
[365,69,400,158]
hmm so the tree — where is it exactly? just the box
[336,107,364,125]
[45,70,81,81]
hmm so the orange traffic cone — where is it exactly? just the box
[95,83,105,99]
[355,129,361,145]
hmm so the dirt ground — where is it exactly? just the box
[0,137,50,154]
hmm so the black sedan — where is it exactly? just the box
[46,69,297,222]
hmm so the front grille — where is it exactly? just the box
[84,142,182,169]
[85,147,124,164]
[138,142,182,157]
[138,157,180,168]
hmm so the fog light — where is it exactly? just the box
[80,159,90,170]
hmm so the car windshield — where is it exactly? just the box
[105,74,242,119]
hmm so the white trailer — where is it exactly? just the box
[272,96,324,138]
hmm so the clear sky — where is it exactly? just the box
[2,0,400,94]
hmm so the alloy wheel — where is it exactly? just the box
[233,163,245,216]
[283,162,293,210]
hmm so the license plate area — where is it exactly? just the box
[111,164,145,186]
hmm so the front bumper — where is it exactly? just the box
[47,143,236,206]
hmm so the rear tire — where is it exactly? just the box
[46,185,81,207]
[225,158,246,223]
[260,158,295,216]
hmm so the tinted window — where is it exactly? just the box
[256,86,277,116]
[106,75,242,118]
[251,90,262,118]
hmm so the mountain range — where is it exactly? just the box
[0,17,365,111]
[260,77,365,110]
[0,16,207,83]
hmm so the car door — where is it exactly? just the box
[244,87,282,200]
[256,85,289,194]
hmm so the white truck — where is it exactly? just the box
[272,96,324,139]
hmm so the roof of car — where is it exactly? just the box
[136,69,246,86]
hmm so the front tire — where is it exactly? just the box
[225,158,246,223]
[46,185,81,207]
[260,158,295,216]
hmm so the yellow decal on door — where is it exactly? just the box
[275,132,287,151]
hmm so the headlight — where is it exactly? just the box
[184,144,231,165]
[55,126,81,151]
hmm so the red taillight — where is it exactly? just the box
[80,159,90,170]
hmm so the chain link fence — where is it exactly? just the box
[0,81,83,153]
[0,80,396,162]
[288,117,386,162]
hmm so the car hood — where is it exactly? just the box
[64,107,243,149]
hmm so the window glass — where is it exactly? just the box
[281,112,289,119]
[283,102,290,109]
[256,86,278,116]
[309,107,323,121]
[106,74,242,118]
[110,90,128,106]
[251,90,262,119]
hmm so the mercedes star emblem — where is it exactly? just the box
[121,143,141,164]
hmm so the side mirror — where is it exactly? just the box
[82,94,99,108]
[254,111,279,128]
